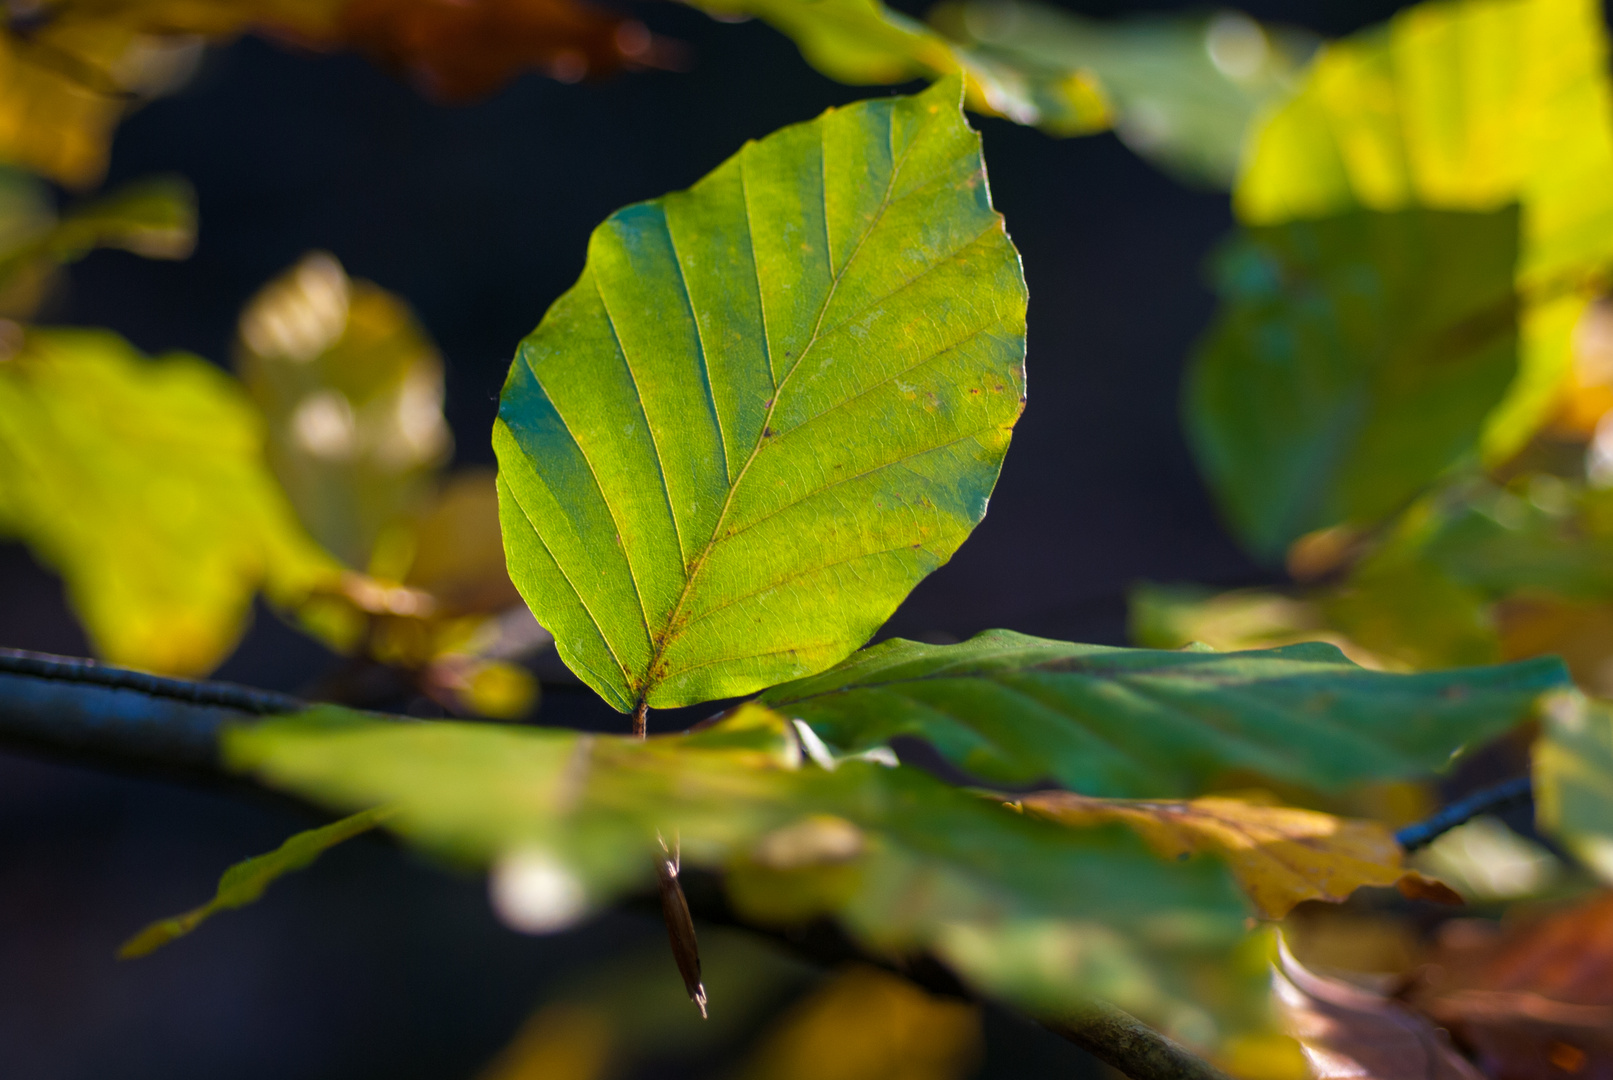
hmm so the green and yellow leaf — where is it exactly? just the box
[225,702,1263,1046]
[494,79,1027,711]
[118,806,390,958]
[1020,792,1457,919]
[760,629,1568,796]
[1535,690,1613,881]
[0,327,340,674]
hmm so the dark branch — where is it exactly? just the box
[0,649,1230,1080]
[1394,776,1533,852]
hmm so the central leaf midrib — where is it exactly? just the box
[638,106,931,697]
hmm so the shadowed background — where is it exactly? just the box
[0,2,1409,1075]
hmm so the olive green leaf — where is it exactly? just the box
[235,250,451,569]
[929,2,1316,186]
[0,327,341,675]
[1185,207,1520,561]
[683,0,1109,134]
[225,703,1260,1045]
[760,629,1568,796]
[118,807,391,959]
[1533,690,1613,881]
[1233,0,1613,462]
[495,80,1027,712]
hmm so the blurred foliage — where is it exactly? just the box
[0,326,339,674]
[119,806,390,957]
[236,250,450,570]
[928,2,1314,185]
[1019,792,1456,920]
[226,702,1267,1050]
[1186,207,1520,561]
[763,629,1567,797]
[496,79,1026,711]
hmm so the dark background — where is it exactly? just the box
[0,2,1409,1076]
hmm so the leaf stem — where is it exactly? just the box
[633,698,649,738]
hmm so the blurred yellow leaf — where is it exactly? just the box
[0,326,340,675]
[1022,791,1458,919]
[735,966,980,1080]
[1235,0,1613,462]
[478,1004,612,1080]
[402,468,521,616]
[236,250,450,569]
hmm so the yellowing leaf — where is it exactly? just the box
[0,327,340,674]
[236,250,450,569]
[734,966,980,1080]
[1234,0,1613,461]
[1021,792,1456,919]
[119,806,390,958]
[1535,690,1613,879]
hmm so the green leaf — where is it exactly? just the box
[225,703,1260,1045]
[1233,0,1613,461]
[683,0,1109,134]
[0,327,341,675]
[1533,690,1613,881]
[118,807,391,959]
[929,2,1316,186]
[494,80,1027,712]
[235,250,451,568]
[760,629,1569,796]
[1184,207,1520,560]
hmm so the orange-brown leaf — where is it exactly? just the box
[1022,792,1456,919]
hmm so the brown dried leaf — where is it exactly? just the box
[1022,792,1457,919]
[1410,893,1613,1080]
[1275,940,1485,1080]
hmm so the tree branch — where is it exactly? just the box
[0,648,1232,1080]
[1394,776,1533,852]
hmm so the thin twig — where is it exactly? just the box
[1041,1002,1236,1080]
[1394,776,1533,852]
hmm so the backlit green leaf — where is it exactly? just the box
[760,629,1568,796]
[1185,207,1519,560]
[1233,0,1613,461]
[0,327,340,675]
[118,806,390,958]
[225,703,1259,1044]
[494,80,1027,712]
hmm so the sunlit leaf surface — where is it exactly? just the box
[1021,792,1454,919]
[495,80,1027,711]
[1233,0,1613,462]
[236,251,451,569]
[119,807,389,958]
[1186,207,1520,560]
[226,703,1260,1041]
[0,327,339,674]
[929,1,1315,185]
[760,629,1568,796]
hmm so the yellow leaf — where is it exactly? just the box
[734,966,980,1080]
[1021,791,1457,919]
[1235,0,1613,461]
[0,326,340,675]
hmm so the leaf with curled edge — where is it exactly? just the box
[224,702,1268,1048]
[760,629,1569,797]
[494,79,1027,713]
[1021,792,1460,919]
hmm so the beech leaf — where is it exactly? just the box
[761,629,1568,797]
[1021,792,1458,919]
[494,80,1027,712]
